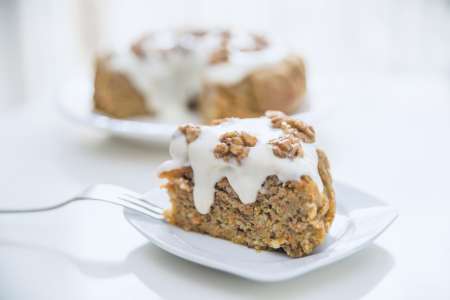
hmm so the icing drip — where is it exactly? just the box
[158,116,323,214]
[108,31,207,120]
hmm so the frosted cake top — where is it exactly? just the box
[158,111,323,214]
[104,29,291,120]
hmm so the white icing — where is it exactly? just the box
[204,46,288,84]
[106,29,290,120]
[204,31,289,84]
[108,33,206,120]
[159,116,323,214]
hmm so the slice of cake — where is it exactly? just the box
[158,111,335,257]
[93,29,306,122]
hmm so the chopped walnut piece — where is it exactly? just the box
[241,34,269,52]
[220,30,231,42]
[265,110,286,128]
[241,132,258,146]
[209,47,229,64]
[209,31,230,64]
[253,34,269,51]
[214,142,229,154]
[178,124,201,143]
[209,31,268,64]
[269,135,304,159]
[131,38,147,59]
[265,110,315,143]
[189,30,207,38]
[214,131,257,164]
[282,119,315,143]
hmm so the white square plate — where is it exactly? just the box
[124,181,397,282]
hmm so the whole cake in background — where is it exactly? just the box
[158,111,335,257]
[93,29,307,123]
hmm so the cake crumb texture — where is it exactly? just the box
[93,57,151,118]
[160,148,334,258]
[200,55,306,123]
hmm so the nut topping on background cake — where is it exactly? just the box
[130,34,151,59]
[178,124,201,143]
[209,31,270,65]
[241,34,269,52]
[209,30,231,64]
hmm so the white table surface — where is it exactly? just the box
[0,0,449,299]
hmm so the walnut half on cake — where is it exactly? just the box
[158,111,335,257]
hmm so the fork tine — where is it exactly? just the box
[84,185,163,208]
[79,184,165,219]
[117,195,164,215]
[114,196,164,219]
[97,184,166,213]
[121,192,164,210]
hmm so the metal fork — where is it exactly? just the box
[0,184,164,219]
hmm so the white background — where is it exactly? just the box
[0,0,449,299]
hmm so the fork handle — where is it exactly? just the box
[0,199,75,213]
[0,197,164,219]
